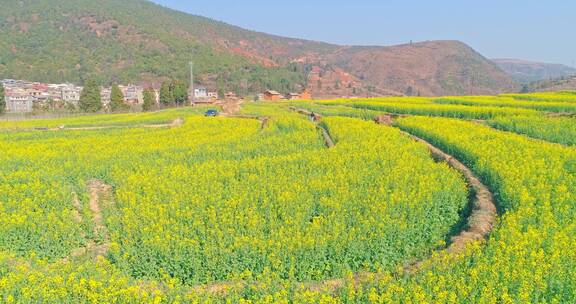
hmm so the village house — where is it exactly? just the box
[57,84,82,104]
[46,84,63,101]
[100,85,144,106]
[287,90,312,100]
[288,93,300,100]
[1,79,18,87]
[194,87,208,99]
[263,90,282,101]
[192,87,218,103]
[119,84,144,104]
[207,91,218,99]
[5,90,34,113]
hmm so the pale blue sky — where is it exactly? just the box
[151,0,575,66]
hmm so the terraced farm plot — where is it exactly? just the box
[0,108,470,302]
[435,96,576,112]
[1,91,575,303]
[488,115,576,146]
[317,99,540,119]
[385,116,576,303]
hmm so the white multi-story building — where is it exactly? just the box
[60,84,82,104]
[119,84,144,104]
[5,92,34,113]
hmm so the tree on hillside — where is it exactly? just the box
[405,86,414,96]
[79,80,102,113]
[110,84,128,112]
[218,88,225,100]
[159,81,174,107]
[0,85,5,114]
[172,80,188,106]
[334,80,341,90]
[142,88,156,112]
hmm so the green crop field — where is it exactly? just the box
[0,92,575,303]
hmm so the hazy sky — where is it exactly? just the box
[151,0,575,66]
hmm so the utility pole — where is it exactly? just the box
[241,78,248,98]
[189,61,195,106]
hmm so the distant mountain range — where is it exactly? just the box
[522,75,576,92]
[493,58,576,84]
[0,0,517,97]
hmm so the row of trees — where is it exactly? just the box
[159,80,188,107]
[78,80,177,113]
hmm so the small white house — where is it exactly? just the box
[194,87,208,99]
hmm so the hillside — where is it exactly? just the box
[525,75,576,92]
[493,58,576,83]
[0,0,515,96]
[326,41,516,96]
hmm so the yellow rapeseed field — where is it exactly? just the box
[0,91,575,303]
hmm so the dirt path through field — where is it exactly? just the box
[141,117,184,128]
[401,133,496,252]
[87,179,113,257]
[219,99,243,115]
[288,107,335,148]
[67,180,114,260]
[219,114,270,131]
[22,118,184,132]
[318,125,335,148]
[303,120,498,292]
[546,112,575,118]
[260,117,269,130]
[375,116,496,254]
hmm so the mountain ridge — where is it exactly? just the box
[493,58,576,84]
[0,0,516,96]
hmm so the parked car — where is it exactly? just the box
[204,109,219,117]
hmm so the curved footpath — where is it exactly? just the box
[293,109,496,293]
[288,107,335,148]
[375,115,497,254]
[396,129,497,255]
[304,117,497,292]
